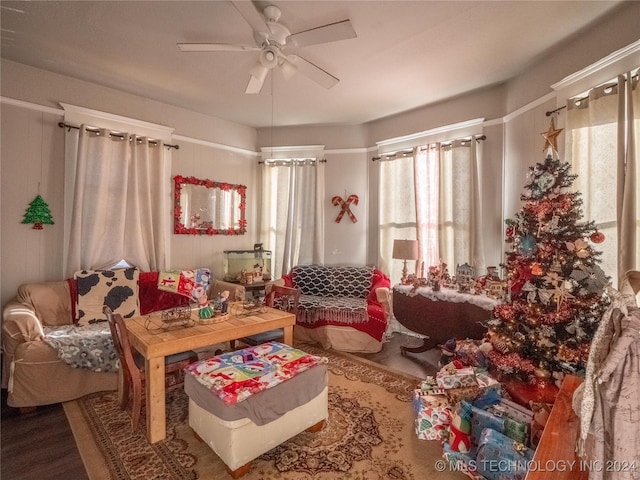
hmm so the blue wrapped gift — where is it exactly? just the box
[475,428,533,480]
[470,404,506,446]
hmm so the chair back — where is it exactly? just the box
[266,285,300,316]
[103,306,141,385]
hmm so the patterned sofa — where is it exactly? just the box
[1,269,243,409]
[276,265,391,353]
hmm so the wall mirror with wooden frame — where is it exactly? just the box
[173,175,247,235]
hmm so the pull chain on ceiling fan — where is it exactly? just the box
[177,1,357,94]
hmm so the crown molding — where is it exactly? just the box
[551,38,640,97]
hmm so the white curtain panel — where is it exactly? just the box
[438,138,485,274]
[259,160,325,279]
[378,155,416,285]
[414,145,440,269]
[619,72,639,279]
[566,71,639,286]
[64,126,168,275]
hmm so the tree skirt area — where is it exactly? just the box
[64,345,466,480]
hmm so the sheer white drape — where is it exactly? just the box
[414,145,440,269]
[378,155,416,284]
[438,138,485,274]
[64,126,169,276]
[566,71,639,285]
[260,160,325,279]
[379,137,485,283]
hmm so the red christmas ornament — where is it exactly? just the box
[590,231,605,244]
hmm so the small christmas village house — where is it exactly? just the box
[484,267,506,299]
[455,263,474,292]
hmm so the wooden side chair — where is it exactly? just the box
[231,285,300,348]
[103,306,198,431]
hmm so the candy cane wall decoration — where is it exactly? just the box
[332,194,359,223]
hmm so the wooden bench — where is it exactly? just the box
[525,374,588,480]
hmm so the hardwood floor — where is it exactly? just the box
[1,389,89,480]
[0,333,437,480]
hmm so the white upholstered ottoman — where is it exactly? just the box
[184,344,329,478]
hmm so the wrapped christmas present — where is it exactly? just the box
[447,401,472,453]
[442,443,484,480]
[475,428,533,480]
[436,363,477,390]
[475,371,500,389]
[413,389,451,441]
[529,401,552,449]
[470,403,506,446]
[471,401,533,446]
[447,385,485,404]
[453,338,494,368]
[489,398,533,445]
[447,370,502,404]
[500,375,558,407]
[419,376,446,396]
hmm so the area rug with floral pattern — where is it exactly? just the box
[64,345,465,480]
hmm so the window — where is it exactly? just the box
[565,69,639,285]
[378,136,485,284]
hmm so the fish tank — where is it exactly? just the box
[223,249,272,283]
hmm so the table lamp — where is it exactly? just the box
[392,239,419,282]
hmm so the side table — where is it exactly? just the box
[392,284,500,354]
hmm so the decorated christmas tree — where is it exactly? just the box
[487,118,610,384]
[21,194,54,229]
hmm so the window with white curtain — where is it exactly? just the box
[259,158,325,279]
[61,103,173,276]
[379,136,485,285]
[379,154,416,283]
[565,68,639,286]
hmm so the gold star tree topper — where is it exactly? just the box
[541,117,563,153]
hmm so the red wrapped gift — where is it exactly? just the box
[499,376,558,408]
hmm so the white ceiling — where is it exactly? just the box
[0,1,623,128]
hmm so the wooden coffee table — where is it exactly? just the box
[125,305,296,443]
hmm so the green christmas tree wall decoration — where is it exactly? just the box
[486,119,610,384]
[22,194,54,229]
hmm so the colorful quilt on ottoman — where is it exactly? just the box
[185,342,328,405]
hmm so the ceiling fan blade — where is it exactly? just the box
[177,43,259,52]
[279,56,297,80]
[288,19,356,48]
[231,0,268,34]
[287,55,339,90]
[245,73,266,94]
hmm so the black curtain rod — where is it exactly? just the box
[546,105,566,116]
[58,122,179,150]
[371,134,487,161]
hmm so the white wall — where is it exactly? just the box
[323,149,370,266]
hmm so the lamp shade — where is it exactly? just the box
[392,239,418,260]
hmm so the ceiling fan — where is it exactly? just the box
[177,1,357,94]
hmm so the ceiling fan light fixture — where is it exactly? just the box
[259,46,279,69]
